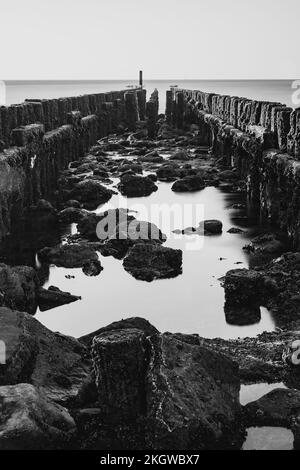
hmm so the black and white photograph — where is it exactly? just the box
[0,0,300,457]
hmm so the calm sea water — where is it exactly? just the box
[5,80,295,114]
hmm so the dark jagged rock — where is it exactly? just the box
[79,316,159,347]
[88,328,243,450]
[169,150,191,161]
[223,253,300,328]
[92,329,148,420]
[38,286,81,311]
[224,304,261,326]
[77,209,136,241]
[144,334,243,450]
[243,388,300,437]
[0,384,76,450]
[123,243,182,281]
[0,264,39,314]
[58,207,88,224]
[82,260,103,277]
[171,175,205,192]
[224,269,267,306]
[38,243,99,268]
[138,151,164,163]
[118,162,143,175]
[0,307,91,404]
[100,220,167,260]
[156,163,180,182]
[70,179,114,210]
[64,199,82,208]
[243,233,285,254]
[118,174,158,197]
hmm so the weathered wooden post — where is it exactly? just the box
[139,70,143,88]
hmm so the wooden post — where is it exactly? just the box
[139,70,143,88]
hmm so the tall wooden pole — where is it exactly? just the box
[139,70,143,88]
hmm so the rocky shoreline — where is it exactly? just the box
[0,88,300,450]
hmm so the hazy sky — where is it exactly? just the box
[0,0,299,79]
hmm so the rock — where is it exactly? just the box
[118,163,143,175]
[0,264,39,314]
[0,307,91,404]
[92,329,148,420]
[223,269,266,309]
[118,174,158,197]
[228,227,245,234]
[224,253,300,328]
[123,243,182,281]
[0,384,76,450]
[71,179,113,210]
[82,260,103,277]
[79,317,159,348]
[38,286,81,311]
[58,207,88,224]
[138,151,164,163]
[171,175,205,192]
[77,209,136,241]
[156,163,180,182]
[198,219,223,235]
[38,244,99,268]
[243,233,285,254]
[30,199,57,214]
[243,388,300,432]
[144,334,243,450]
[100,220,167,260]
[169,150,190,161]
[89,328,243,450]
[64,199,82,208]
[224,304,261,326]
[146,173,158,182]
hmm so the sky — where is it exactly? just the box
[0,0,299,80]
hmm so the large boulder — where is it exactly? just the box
[71,179,114,210]
[38,243,99,269]
[171,175,205,192]
[89,328,243,450]
[0,384,76,450]
[0,264,39,314]
[0,307,91,404]
[118,174,158,197]
[79,316,159,348]
[77,209,136,241]
[123,243,182,281]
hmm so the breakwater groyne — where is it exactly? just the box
[167,88,300,248]
[0,88,155,240]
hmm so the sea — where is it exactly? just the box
[4,79,297,113]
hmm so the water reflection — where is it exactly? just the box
[32,183,276,339]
